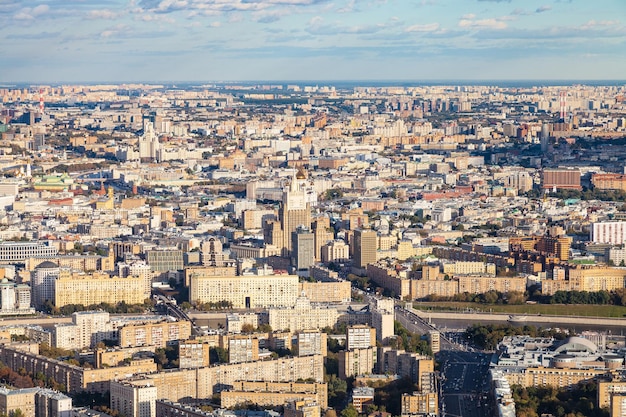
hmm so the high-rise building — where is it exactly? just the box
[346,325,376,350]
[292,226,315,271]
[31,261,60,309]
[280,175,311,257]
[354,229,377,268]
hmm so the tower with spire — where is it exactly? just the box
[278,172,311,257]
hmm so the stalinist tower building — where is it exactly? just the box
[279,172,312,257]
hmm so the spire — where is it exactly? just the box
[290,171,298,192]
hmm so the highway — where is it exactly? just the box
[395,305,492,417]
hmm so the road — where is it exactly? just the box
[438,350,492,417]
[395,305,493,417]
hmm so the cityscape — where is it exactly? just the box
[0,79,624,417]
[2,1,626,417]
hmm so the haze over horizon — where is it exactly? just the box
[2,0,626,83]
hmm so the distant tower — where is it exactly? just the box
[39,88,44,114]
[559,91,567,121]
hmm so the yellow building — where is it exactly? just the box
[54,270,149,307]
[338,347,376,379]
[221,381,327,409]
[503,366,608,388]
[0,387,37,417]
[0,345,157,393]
[298,280,351,303]
[457,275,526,294]
[178,340,210,369]
[401,392,438,417]
[118,320,192,348]
[189,271,299,309]
[268,296,338,332]
[542,267,626,295]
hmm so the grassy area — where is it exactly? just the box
[412,301,626,318]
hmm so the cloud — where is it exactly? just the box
[337,0,356,13]
[405,23,440,33]
[306,16,392,36]
[459,17,507,30]
[535,5,551,13]
[14,4,49,20]
[87,9,121,20]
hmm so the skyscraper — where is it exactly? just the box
[279,175,311,257]
[353,229,377,269]
[292,226,315,272]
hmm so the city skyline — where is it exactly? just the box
[2,0,626,83]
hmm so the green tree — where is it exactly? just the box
[340,405,358,417]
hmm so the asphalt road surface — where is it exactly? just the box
[438,350,492,417]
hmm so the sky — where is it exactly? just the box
[1,0,626,83]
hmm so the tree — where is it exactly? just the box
[340,405,358,417]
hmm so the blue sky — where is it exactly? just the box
[1,0,625,82]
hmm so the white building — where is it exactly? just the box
[591,221,626,245]
[110,380,157,417]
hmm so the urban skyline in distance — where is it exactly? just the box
[2,0,626,83]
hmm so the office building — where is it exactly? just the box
[31,261,60,309]
[0,241,57,263]
[542,168,582,190]
[354,229,377,268]
[146,249,183,272]
[292,226,315,271]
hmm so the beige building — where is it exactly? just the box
[346,325,376,350]
[354,229,377,269]
[179,340,210,369]
[0,387,37,417]
[296,330,327,357]
[189,271,299,309]
[299,279,351,303]
[118,320,192,348]
[339,347,376,379]
[268,296,339,332]
[367,263,411,299]
[503,366,608,388]
[442,261,496,276]
[125,355,325,402]
[542,267,626,295]
[110,379,157,417]
[228,335,260,363]
[321,240,350,263]
[221,381,327,409]
[598,380,626,409]
[401,392,438,417]
[54,270,149,308]
[457,275,526,294]
[0,344,157,393]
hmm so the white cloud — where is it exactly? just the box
[14,4,49,20]
[405,23,440,32]
[459,17,507,30]
[87,9,120,20]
